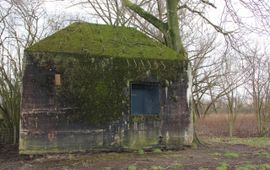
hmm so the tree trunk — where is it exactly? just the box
[13,126,17,144]
[229,119,233,137]
[166,0,185,55]
[123,0,192,145]
[123,0,187,59]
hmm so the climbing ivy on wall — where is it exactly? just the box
[61,57,128,124]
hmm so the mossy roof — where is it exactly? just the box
[26,22,184,60]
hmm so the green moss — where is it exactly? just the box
[95,81,109,98]
[124,136,157,149]
[29,53,186,125]
[131,115,160,123]
[123,129,159,149]
[22,42,187,153]
[26,22,185,60]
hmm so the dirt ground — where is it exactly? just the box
[0,139,270,170]
[1,114,269,170]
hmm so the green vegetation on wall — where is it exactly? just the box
[26,22,185,61]
[30,53,186,125]
[25,22,188,125]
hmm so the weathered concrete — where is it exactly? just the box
[20,23,193,154]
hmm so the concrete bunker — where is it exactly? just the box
[20,22,193,154]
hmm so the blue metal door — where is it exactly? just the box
[131,83,160,115]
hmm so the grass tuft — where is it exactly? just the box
[261,152,270,159]
[153,148,162,153]
[138,149,145,155]
[151,165,165,170]
[216,162,229,170]
[199,167,209,170]
[210,152,222,156]
[128,164,137,170]
[170,162,182,169]
[223,151,240,158]
[259,163,270,170]
[235,163,256,170]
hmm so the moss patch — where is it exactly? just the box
[26,22,185,60]
[131,115,160,123]
[30,53,186,125]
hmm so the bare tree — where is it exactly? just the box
[218,51,248,137]
[244,46,270,136]
[65,0,270,140]
[0,0,67,143]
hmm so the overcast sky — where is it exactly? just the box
[41,0,269,50]
[43,1,98,23]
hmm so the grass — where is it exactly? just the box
[47,152,134,166]
[204,137,270,148]
[199,167,209,170]
[235,163,270,170]
[170,162,182,169]
[103,167,112,170]
[210,152,222,156]
[153,148,162,153]
[261,152,270,159]
[150,165,165,170]
[216,162,229,170]
[223,151,240,158]
[235,163,256,170]
[259,164,270,170]
[138,149,145,155]
[128,164,137,170]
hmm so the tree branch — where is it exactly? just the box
[201,0,216,9]
[123,0,168,33]
[179,4,230,35]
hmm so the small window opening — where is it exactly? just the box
[131,82,160,115]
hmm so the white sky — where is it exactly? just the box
[43,0,98,23]
[43,1,80,14]
[42,0,269,52]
